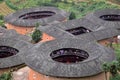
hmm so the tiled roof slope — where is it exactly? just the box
[20,38,115,77]
[4,7,69,27]
[85,9,120,29]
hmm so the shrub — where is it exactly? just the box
[109,61,118,77]
[110,74,120,80]
[0,20,4,26]
[35,23,39,29]
[5,0,18,10]
[102,60,120,80]
[1,25,7,29]
[69,11,76,20]
[0,14,3,20]
[41,2,58,7]
[102,62,110,80]
[0,0,4,3]
[51,0,62,3]
[116,57,120,71]
[63,0,68,4]
[32,29,42,43]
[0,71,12,80]
[115,0,120,2]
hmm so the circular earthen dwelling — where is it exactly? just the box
[20,38,115,80]
[0,37,32,68]
[4,7,69,34]
[85,9,120,29]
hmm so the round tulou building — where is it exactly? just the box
[4,7,69,35]
[0,37,32,74]
[85,9,120,30]
[20,38,115,80]
[22,13,120,80]
[0,8,120,80]
[0,27,33,74]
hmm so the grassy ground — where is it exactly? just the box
[7,0,119,18]
[0,0,119,17]
[113,44,120,58]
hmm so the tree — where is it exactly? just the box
[35,23,40,29]
[107,37,114,49]
[1,25,7,29]
[0,71,12,80]
[63,0,68,4]
[69,11,76,20]
[115,0,120,2]
[109,61,118,77]
[0,20,4,26]
[102,62,110,80]
[51,0,61,3]
[102,60,120,80]
[41,2,58,7]
[71,1,75,6]
[32,29,42,43]
[116,57,120,71]
[102,61,119,78]
[110,74,120,80]
[0,14,3,20]
[31,23,42,43]
[0,0,4,3]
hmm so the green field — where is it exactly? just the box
[0,0,119,17]
[5,0,119,18]
[0,2,14,16]
[113,44,120,59]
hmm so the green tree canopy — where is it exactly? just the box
[0,14,3,20]
[32,29,42,43]
[69,11,76,20]
[51,0,62,3]
[0,71,12,80]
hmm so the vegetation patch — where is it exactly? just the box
[0,71,12,80]
[5,0,18,10]
[6,0,119,18]
[113,44,120,59]
[0,0,4,3]
[31,23,42,43]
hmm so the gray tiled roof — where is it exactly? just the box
[0,28,31,42]
[4,7,69,27]
[38,18,98,42]
[38,19,120,42]
[92,28,120,40]
[73,28,120,42]
[0,37,32,68]
[52,18,100,31]
[20,38,115,77]
[0,27,6,33]
[85,9,120,29]
[3,8,120,78]
[38,25,75,39]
